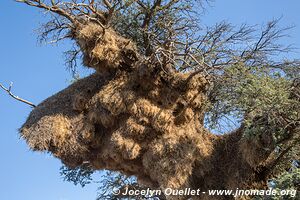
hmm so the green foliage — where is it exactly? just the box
[254,168,300,200]
[273,168,300,195]
[206,63,299,142]
[60,165,94,187]
[96,171,139,200]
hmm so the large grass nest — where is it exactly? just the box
[20,23,280,199]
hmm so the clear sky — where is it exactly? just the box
[0,1,299,200]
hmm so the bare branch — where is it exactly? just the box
[16,0,78,25]
[0,82,36,107]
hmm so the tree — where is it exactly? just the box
[8,0,300,199]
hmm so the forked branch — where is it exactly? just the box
[0,82,36,107]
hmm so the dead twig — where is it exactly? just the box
[0,82,36,107]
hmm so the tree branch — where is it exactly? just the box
[0,82,36,107]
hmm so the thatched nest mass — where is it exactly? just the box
[20,23,279,199]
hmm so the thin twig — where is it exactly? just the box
[0,82,36,107]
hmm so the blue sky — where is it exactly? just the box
[0,1,299,200]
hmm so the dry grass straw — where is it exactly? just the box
[20,22,274,198]
[77,23,137,73]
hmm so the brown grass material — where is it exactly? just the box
[76,23,138,73]
[20,69,277,199]
[20,66,216,192]
[239,133,274,168]
[20,22,278,199]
